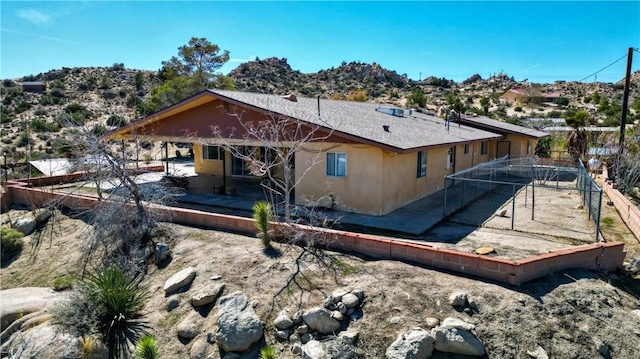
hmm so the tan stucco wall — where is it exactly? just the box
[193,144,230,176]
[500,135,538,157]
[295,139,500,216]
[295,143,384,214]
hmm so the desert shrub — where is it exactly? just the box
[514,106,523,112]
[1,110,14,124]
[52,264,148,359]
[31,119,61,132]
[135,336,159,359]
[99,76,111,89]
[106,115,127,127]
[92,124,107,136]
[259,345,278,359]
[346,90,367,102]
[1,227,24,263]
[15,132,31,148]
[140,140,153,150]
[50,88,65,98]
[142,153,152,163]
[52,275,75,291]
[253,201,272,247]
[102,91,118,100]
[554,97,570,106]
[34,108,48,116]
[111,63,125,71]
[14,101,32,114]
[601,217,614,228]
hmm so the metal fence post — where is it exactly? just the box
[588,181,594,220]
[512,184,516,230]
[443,176,448,217]
[531,178,535,221]
[596,189,603,242]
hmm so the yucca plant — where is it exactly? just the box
[135,335,160,359]
[259,345,278,359]
[82,264,149,359]
[252,200,272,247]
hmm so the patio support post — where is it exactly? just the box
[511,184,516,230]
[165,142,169,175]
[222,148,226,192]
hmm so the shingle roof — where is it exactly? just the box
[458,115,549,139]
[209,90,502,152]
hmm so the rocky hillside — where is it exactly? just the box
[229,57,412,98]
[1,61,638,168]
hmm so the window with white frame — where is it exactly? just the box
[481,141,489,155]
[417,150,427,178]
[464,144,470,155]
[326,153,347,177]
[202,145,223,160]
[527,141,532,154]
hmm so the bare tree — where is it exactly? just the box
[212,106,335,224]
[46,123,178,272]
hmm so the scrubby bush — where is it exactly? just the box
[514,106,523,112]
[1,227,24,264]
[15,132,31,148]
[259,345,278,359]
[52,275,75,291]
[106,115,127,127]
[14,101,32,114]
[91,124,107,136]
[135,336,159,359]
[31,119,61,132]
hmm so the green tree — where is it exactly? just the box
[408,88,426,108]
[149,37,232,111]
[565,110,589,160]
[479,97,490,115]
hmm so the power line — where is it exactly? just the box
[578,53,629,82]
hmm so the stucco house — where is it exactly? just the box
[501,88,561,104]
[106,90,547,216]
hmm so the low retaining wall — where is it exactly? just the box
[2,182,626,286]
[602,167,640,240]
[12,165,165,187]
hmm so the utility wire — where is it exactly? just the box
[578,53,629,82]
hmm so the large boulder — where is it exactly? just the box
[302,340,329,359]
[191,283,225,307]
[12,217,37,235]
[342,293,360,308]
[177,311,204,339]
[432,326,485,356]
[274,309,294,330]
[440,317,476,331]
[214,291,263,352]
[164,267,197,294]
[302,307,340,334]
[386,328,434,359]
[448,292,468,307]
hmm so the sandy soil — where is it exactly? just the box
[2,208,640,358]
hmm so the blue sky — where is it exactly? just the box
[1,1,638,83]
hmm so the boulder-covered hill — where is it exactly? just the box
[1,60,638,167]
[228,57,415,98]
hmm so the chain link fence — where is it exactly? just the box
[443,156,602,242]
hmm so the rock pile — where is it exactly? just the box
[161,267,264,358]
[272,287,365,356]
[386,291,485,358]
